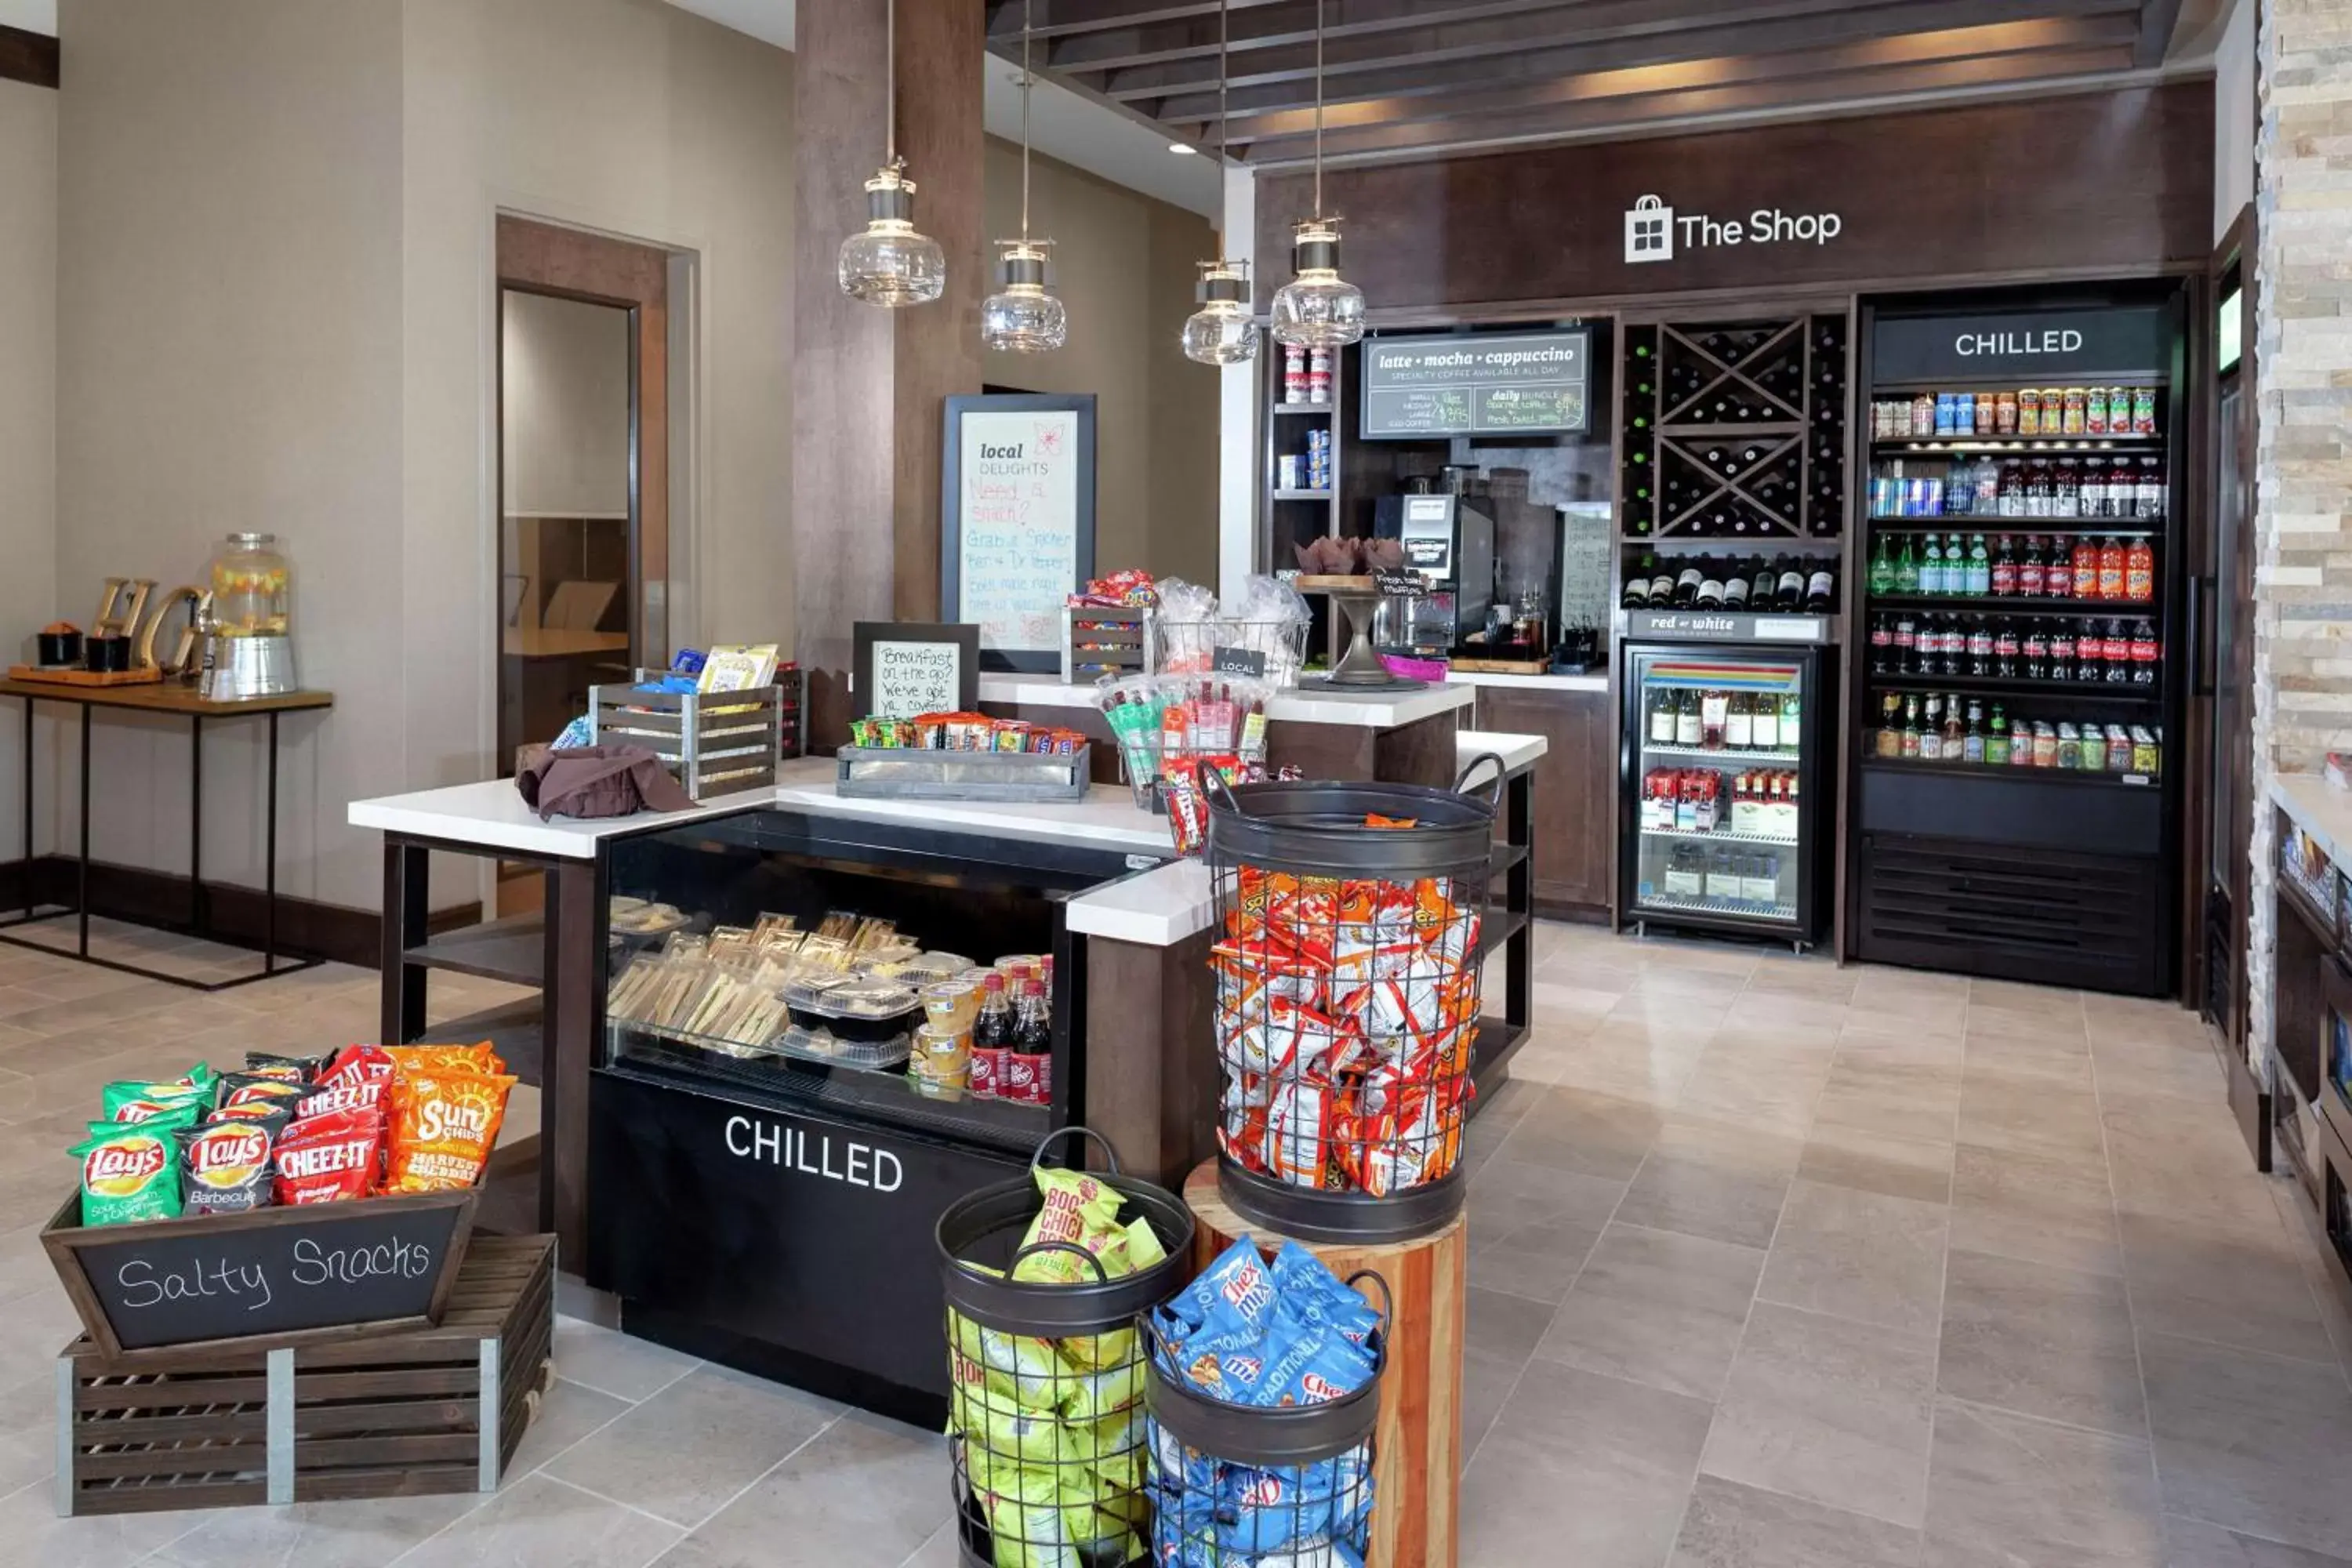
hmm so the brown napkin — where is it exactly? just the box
[515,745,695,821]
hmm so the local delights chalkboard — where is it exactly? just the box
[43,1188,477,1356]
[1360,329,1591,439]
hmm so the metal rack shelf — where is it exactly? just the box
[1639,825,1799,846]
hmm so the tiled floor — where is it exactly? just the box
[4,918,2351,1565]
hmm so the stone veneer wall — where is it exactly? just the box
[2247,0,2352,1063]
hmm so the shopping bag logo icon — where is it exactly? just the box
[1626,195,1674,263]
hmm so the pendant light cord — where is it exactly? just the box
[1312,0,1323,219]
[1020,0,1033,241]
[885,0,897,165]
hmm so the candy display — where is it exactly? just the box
[1144,1238,1382,1567]
[68,1044,514,1227]
[946,1164,1173,1568]
[1094,673,1277,831]
[1067,570,1159,608]
[1213,855,1479,1199]
[848,712,1087,754]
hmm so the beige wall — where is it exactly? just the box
[982,139,1221,590]
[49,0,793,913]
[56,0,407,910]
[0,78,56,863]
[501,291,631,520]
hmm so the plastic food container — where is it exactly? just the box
[779,1024,916,1069]
[782,977,924,1043]
[922,980,979,1033]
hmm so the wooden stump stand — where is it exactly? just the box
[1182,1160,1466,1568]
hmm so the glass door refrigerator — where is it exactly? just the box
[1620,643,1833,949]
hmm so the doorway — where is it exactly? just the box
[494,217,674,913]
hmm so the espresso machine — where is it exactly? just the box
[1370,490,1496,658]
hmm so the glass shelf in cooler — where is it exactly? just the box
[1639,825,1798,846]
[1636,890,1799,923]
[1639,742,1801,764]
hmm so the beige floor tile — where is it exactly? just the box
[1546,1029,1708,1105]
[1937,1247,2146,1437]
[1675,1040,1834,1138]
[1948,1142,2122,1278]
[1922,1399,2165,1568]
[1460,1359,1716,1568]
[1466,1155,1627,1255]
[552,1318,703,1403]
[1494,1086,1667,1181]
[154,1494,488,1568]
[2161,1513,2352,1567]
[1729,990,1853,1035]
[507,1377,637,1478]
[1815,1053,1965,1145]
[1798,1123,1954,1204]
[1969,978,2085,1013]
[1669,1474,1925,1568]
[1613,1112,1802,1249]
[2117,1213,2338,1366]
[1701,1301,1940,1528]
[1956,1073,2107,1163]
[1965,1032,2096,1087]
[0,1475,211,1568]
[1468,1212,1607,1305]
[541,1364,842,1529]
[1534,1221,1766,1400]
[1759,1178,1949,1334]
[1745,954,1864,1001]
[390,1473,684,1568]
[1964,1000,2091,1046]
[650,1410,946,1568]
[2142,1331,2352,1559]
[1844,999,1970,1042]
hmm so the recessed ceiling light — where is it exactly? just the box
[1168,141,1198,155]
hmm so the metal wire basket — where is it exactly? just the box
[938,1129,1197,1568]
[1149,619,1311,688]
[1205,760,1504,1242]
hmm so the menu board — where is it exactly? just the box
[942,394,1097,672]
[1361,330,1591,439]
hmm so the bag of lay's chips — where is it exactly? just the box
[180,1119,275,1214]
[383,1066,514,1192]
[100,1078,210,1125]
[72,1123,183,1225]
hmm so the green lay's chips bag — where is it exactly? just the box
[87,1102,202,1143]
[100,1079,209,1125]
[72,1123,183,1226]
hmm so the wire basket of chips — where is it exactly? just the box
[1142,1239,1389,1568]
[938,1127,1198,1568]
[1205,757,1505,1243]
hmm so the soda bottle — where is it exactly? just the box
[1942,700,1965,761]
[2104,619,2131,684]
[2053,459,2079,518]
[1962,699,1986,764]
[1966,534,1991,597]
[2098,536,2125,600]
[1015,978,1052,1054]
[2125,536,2154,602]
[1878,694,1903,758]
[1868,535,1895,597]
[1895,534,1921,595]
[974,972,1012,1051]
[2019,535,2047,597]
[2077,619,2103,683]
[2045,539,2074,598]
[1868,616,1893,674]
[1986,704,2012,767]
[1992,617,2020,679]
[1966,616,1993,678]
[1893,614,1917,672]
[2048,626,2075,681]
[1920,693,1944,761]
[2131,618,2159,684]
[1991,534,2018,597]
[1901,695,1922,758]
[1920,534,1945,595]
[2073,537,2101,600]
[2024,628,2049,681]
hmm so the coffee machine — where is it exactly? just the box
[1371,492,1496,657]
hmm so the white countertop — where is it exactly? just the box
[1457,730,1549,778]
[1446,669,1610,693]
[978,673,1474,728]
[2274,773,2352,869]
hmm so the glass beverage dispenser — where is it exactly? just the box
[201,532,299,699]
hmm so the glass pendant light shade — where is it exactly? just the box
[981,242,1067,353]
[839,163,946,307]
[1269,219,1364,348]
[1182,260,1260,365]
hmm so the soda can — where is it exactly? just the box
[2085,387,2108,435]
[1279,455,1301,489]
[1906,477,1933,516]
[2132,387,2156,435]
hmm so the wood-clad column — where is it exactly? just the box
[793,0,982,749]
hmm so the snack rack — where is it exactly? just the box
[589,670,797,800]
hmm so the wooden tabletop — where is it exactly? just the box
[0,678,334,716]
[504,629,630,660]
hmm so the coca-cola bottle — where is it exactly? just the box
[2048,626,2076,681]
[1014,978,1052,1054]
[1992,617,2020,680]
[1966,616,1993,678]
[2077,619,2103,683]
[974,972,1012,1051]
[2024,628,2050,681]
[2131,618,2159,684]
[2104,619,2131,684]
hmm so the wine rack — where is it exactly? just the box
[1621,314,1849,543]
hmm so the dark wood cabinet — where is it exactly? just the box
[1473,684,1613,920]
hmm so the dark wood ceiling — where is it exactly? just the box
[984,0,2201,169]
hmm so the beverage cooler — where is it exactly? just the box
[1619,641,1834,949]
[1847,287,2187,996]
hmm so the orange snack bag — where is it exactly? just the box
[384,1066,516,1193]
[387,1041,509,1077]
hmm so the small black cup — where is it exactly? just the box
[85,634,129,673]
[37,629,82,668]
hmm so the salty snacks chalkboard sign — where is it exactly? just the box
[43,1188,477,1356]
[942,394,1098,673]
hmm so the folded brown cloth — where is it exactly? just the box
[515,745,695,821]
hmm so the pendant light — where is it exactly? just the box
[1181,0,1260,366]
[981,1,1068,353]
[837,0,946,308]
[1269,0,1364,349]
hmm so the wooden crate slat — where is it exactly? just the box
[71,1410,267,1446]
[294,1397,479,1438]
[75,1443,269,1481]
[292,1367,486,1402]
[291,1464,483,1504]
[296,1432,481,1471]
[76,1375,266,1410]
[65,1479,266,1513]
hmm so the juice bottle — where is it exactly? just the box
[2098,536,2125,600]
[2125,537,2154,602]
[2072,537,2102,601]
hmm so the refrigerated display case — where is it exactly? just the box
[1846,286,2187,996]
[1619,644,1833,948]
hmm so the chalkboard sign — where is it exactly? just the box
[1371,567,1429,601]
[942,394,1098,673]
[1211,646,1268,677]
[852,622,980,720]
[1360,330,1590,439]
[42,1189,477,1356]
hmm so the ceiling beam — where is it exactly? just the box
[1040,0,1650,73]
[1131,0,2135,119]
[1228,31,2137,159]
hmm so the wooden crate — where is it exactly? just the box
[55,1235,554,1517]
